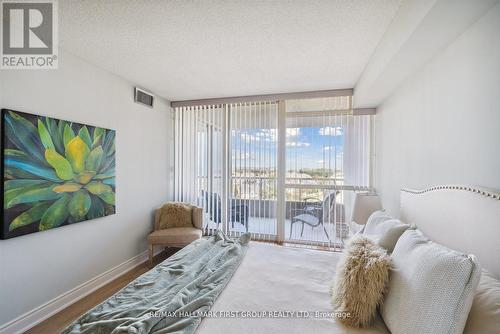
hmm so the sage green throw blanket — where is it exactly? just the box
[62,231,250,334]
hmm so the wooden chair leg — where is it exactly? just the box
[149,244,154,266]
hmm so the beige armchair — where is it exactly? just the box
[147,203,203,264]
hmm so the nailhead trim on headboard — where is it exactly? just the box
[401,185,500,200]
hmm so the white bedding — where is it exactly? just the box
[196,241,390,334]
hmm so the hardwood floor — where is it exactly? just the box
[25,250,176,334]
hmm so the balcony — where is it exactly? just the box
[202,176,353,247]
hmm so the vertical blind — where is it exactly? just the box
[174,105,225,235]
[174,96,373,247]
[229,102,278,240]
[284,103,372,247]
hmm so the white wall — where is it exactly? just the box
[375,3,500,216]
[0,50,174,326]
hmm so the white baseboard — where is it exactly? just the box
[0,248,161,334]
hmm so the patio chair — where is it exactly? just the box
[289,192,343,241]
[203,192,249,232]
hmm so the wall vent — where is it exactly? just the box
[134,87,154,108]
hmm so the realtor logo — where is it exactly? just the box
[1,0,58,69]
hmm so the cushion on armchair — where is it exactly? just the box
[157,202,194,229]
[148,227,202,246]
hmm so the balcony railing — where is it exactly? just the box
[229,175,347,201]
[200,175,360,248]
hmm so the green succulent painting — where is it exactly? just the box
[1,109,116,239]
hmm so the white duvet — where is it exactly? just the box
[196,241,390,334]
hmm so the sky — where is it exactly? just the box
[231,126,344,171]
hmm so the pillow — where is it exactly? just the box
[330,236,392,328]
[357,210,392,234]
[158,202,193,229]
[364,218,410,253]
[464,270,500,333]
[364,210,392,228]
[381,229,481,334]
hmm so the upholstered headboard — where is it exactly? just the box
[400,185,500,278]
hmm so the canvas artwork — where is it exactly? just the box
[1,109,116,239]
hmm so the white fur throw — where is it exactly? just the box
[330,236,391,328]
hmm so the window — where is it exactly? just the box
[174,95,373,248]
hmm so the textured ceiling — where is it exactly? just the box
[60,0,401,101]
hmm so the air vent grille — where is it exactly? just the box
[134,88,154,108]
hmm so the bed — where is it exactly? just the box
[63,185,500,333]
[198,185,500,333]
[196,241,390,334]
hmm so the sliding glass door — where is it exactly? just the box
[174,95,372,248]
[283,97,371,248]
[174,105,226,235]
[228,102,278,240]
